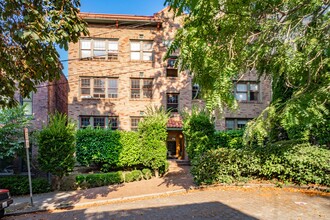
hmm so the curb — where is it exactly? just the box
[5,189,188,217]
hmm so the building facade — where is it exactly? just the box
[68,7,271,159]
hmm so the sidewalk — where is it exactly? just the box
[6,160,195,216]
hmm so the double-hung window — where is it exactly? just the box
[235,82,259,102]
[130,78,153,99]
[80,78,118,99]
[166,57,178,77]
[130,40,153,61]
[80,39,119,60]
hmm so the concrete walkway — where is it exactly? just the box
[5,160,194,215]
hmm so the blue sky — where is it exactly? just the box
[59,0,167,76]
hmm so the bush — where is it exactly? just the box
[0,176,51,196]
[192,142,330,186]
[142,168,152,180]
[214,129,244,149]
[76,171,124,188]
[138,107,169,175]
[37,112,75,190]
[125,170,143,182]
[76,129,142,171]
[183,108,215,160]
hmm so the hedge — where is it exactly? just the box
[0,176,51,196]
[192,142,330,186]
[76,129,142,171]
[214,129,244,149]
[76,169,152,189]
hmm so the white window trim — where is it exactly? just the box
[130,78,153,99]
[80,77,118,99]
[130,40,153,61]
[80,38,119,61]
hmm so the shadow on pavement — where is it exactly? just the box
[4,201,258,220]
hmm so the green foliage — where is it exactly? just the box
[0,0,88,107]
[125,170,143,182]
[138,106,169,172]
[158,161,170,176]
[142,168,153,180]
[166,0,330,144]
[182,108,215,160]
[75,169,151,189]
[0,176,51,196]
[0,106,32,159]
[192,142,330,186]
[214,129,244,149]
[37,112,76,180]
[76,129,142,170]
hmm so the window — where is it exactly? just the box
[79,116,119,130]
[235,82,259,102]
[109,117,118,130]
[80,78,118,99]
[80,117,91,128]
[192,84,200,99]
[130,40,153,61]
[131,117,142,131]
[167,93,179,112]
[130,78,153,99]
[166,57,178,77]
[21,93,33,116]
[94,117,105,128]
[225,118,251,130]
[80,39,118,60]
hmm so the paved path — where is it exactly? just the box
[4,186,330,220]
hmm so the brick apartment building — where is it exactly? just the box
[68,7,271,159]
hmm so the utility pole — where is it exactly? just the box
[24,127,34,207]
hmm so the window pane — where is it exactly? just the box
[108,41,118,51]
[131,79,140,88]
[94,40,106,50]
[108,79,118,98]
[131,90,140,98]
[81,117,90,128]
[250,84,258,91]
[23,102,32,115]
[109,117,118,130]
[94,79,105,88]
[131,52,140,60]
[94,117,105,128]
[143,52,152,61]
[237,120,248,129]
[250,92,259,101]
[236,84,247,92]
[93,50,106,57]
[236,93,247,101]
[143,42,153,51]
[226,120,235,130]
[81,50,91,58]
[81,88,90,95]
[81,79,90,87]
[81,40,91,49]
[130,42,140,51]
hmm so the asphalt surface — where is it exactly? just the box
[4,186,330,220]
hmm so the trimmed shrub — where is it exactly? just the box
[214,129,244,149]
[76,129,143,171]
[125,170,143,182]
[192,142,330,186]
[183,108,215,160]
[138,107,169,175]
[0,176,51,196]
[142,168,152,180]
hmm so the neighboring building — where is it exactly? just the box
[67,7,271,160]
[6,72,68,174]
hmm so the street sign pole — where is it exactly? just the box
[24,127,34,207]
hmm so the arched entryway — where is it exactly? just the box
[166,130,185,159]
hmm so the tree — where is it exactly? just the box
[0,0,88,108]
[165,0,329,144]
[0,106,31,160]
[37,112,76,190]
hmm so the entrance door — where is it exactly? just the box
[167,141,176,158]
